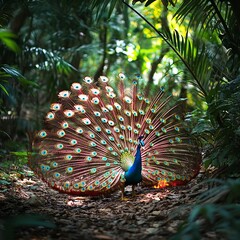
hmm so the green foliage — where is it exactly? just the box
[172,204,240,240]
[172,179,240,240]
[88,0,119,21]
[206,77,240,169]
[3,215,55,240]
[0,29,20,52]
[159,0,240,172]
[0,151,28,169]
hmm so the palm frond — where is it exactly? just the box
[123,1,213,98]
[83,0,119,21]
[174,0,234,39]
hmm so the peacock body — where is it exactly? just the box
[30,73,201,196]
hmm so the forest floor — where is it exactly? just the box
[0,165,214,240]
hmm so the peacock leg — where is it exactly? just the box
[121,186,129,200]
[132,185,136,197]
[121,186,125,200]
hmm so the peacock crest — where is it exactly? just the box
[30,73,201,196]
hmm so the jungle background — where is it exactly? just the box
[0,0,240,239]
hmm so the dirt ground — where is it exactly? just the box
[0,166,209,240]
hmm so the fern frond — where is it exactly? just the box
[24,47,77,74]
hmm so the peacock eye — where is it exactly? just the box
[106,86,113,92]
[91,151,97,156]
[105,129,111,134]
[118,116,124,122]
[109,136,115,141]
[70,139,77,145]
[175,127,180,132]
[132,80,137,85]
[114,102,121,110]
[124,110,131,116]
[66,167,73,174]
[119,73,125,80]
[106,105,113,111]
[74,148,81,153]
[56,143,64,149]
[58,90,70,98]
[38,130,47,138]
[89,132,95,138]
[95,126,101,132]
[114,127,120,132]
[61,121,69,128]
[57,130,65,137]
[46,112,55,120]
[84,76,92,84]
[120,125,126,130]
[90,142,97,147]
[78,94,88,101]
[132,110,138,116]
[54,172,61,178]
[65,154,72,160]
[137,94,143,100]
[71,83,81,90]
[119,135,124,140]
[40,149,48,156]
[76,127,83,134]
[101,118,107,123]
[175,114,181,120]
[51,162,58,168]
[108,120,115,126]
[74,183,80,189]
[82,118,91,125]
[146,118,151,124]
[51,103,61,111]
[144,98,150,104]
[136,123,141,128]
[139,109,145,115]
[75,105,85,113]
[127,125,132,131]
[92,97,99,104]
[134,129,139,134]
[108,92,116,98]
[123,96,132,104]
[94,111,101,117]
[91,88,100,95]
[64,110,74,118]
[102,107,109,113]
[99,76,108,83]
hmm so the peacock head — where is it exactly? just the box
[138,135,145,148]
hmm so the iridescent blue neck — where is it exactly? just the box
[124,144,142,185]
[133,144,142,171]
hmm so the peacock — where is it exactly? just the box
[30,73,201,198]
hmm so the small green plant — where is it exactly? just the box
[3,214,55,240]
[172,179,240,240]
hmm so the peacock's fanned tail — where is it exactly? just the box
[30,73,201,195]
